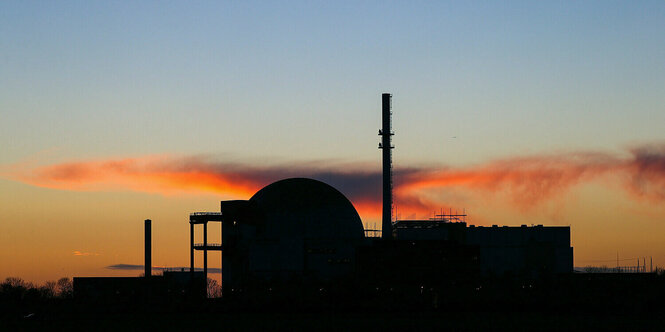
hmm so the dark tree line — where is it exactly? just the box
[1,277,73,300]
[1,277,74,319]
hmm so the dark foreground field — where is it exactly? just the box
[4,273,665,331]
[5,310,665,331]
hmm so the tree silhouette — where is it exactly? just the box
[207,278,222,298]
[56,278,73,298]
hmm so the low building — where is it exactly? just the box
[73,271,206,303]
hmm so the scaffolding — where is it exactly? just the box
[189,212,223,283]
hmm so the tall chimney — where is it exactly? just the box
[380,93,393,239]
[145,219,151,278]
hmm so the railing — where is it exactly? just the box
[189,212,224,223]
[578,265,653,273]
[193,243,222,248]
[190,212,222,216]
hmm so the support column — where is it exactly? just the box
[190,222,194,273]
[219,222,224,294]
[204,221,208,282]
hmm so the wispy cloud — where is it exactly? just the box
[6,143,665,218]
[73,251,100,256]
[399,145,665,208]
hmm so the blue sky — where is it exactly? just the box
[2,1,663,166]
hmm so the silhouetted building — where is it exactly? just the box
[191,178,365,294]
[187,94,574,296]
[394,219,572,277]
[73,271,206,303]
[190,178,572,296]
[75,94,574,304]
[467,224,572,276]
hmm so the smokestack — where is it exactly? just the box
[145,219,151,278]
[380,93,393,239]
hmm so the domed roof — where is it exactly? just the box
[249,178,364,240]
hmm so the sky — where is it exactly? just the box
[1,1,665,283]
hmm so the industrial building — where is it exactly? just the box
[73,94,573,302]
[73,271,206,303]
[189,94,574,296]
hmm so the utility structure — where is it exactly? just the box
[145,219,151,278]
[379,93,394,239]
[189,212,223,283]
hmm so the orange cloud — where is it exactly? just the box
[11,156,262,198]
[399,146,665,210]
[398,153,618,209]
[5,144,665,220]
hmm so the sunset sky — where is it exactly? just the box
[2,1,665,283]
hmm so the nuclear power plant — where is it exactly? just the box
[73,94,576,307]
[186,94,573,298]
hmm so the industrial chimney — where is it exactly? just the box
[145,219,151,278]
[379,93,393,239]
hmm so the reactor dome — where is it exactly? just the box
[249,178,365,240]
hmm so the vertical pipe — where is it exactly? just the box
[190,222,194,273]
[145,219,151,278]
[204,221,208,282]
[381,93,393,239]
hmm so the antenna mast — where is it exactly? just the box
[379,93,394,239]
